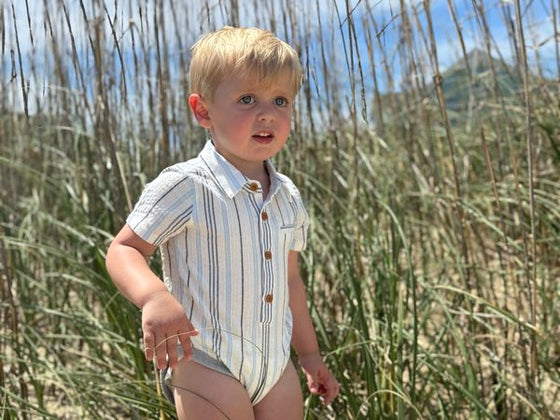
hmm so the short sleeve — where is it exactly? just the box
[287,184,310,252]
[126,167,195,247]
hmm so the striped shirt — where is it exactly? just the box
[127,140,309,402]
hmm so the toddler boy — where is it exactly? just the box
[106,26,339,420]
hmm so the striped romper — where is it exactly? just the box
[127,141,309,404]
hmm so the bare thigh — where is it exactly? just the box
[253,360,303,420]
[172,358,255,420]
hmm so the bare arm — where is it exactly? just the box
[106,224,198,369]
[106,224,164,305]
[288,251,339,405]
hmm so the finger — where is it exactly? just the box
[178,320,199,360]
[183,318,199,338]
[323,389,335,406]
[307,374,321,395]
[143,331,155,361]
[166,333,179,369]
[322,378,340,406]
[154,334,168,370]
[178,331,194,361]
[178,328,200,338]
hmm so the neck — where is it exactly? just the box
[242,161,267,180]
[247,163,270,199]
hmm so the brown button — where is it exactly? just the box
[265,294,273,303]
[249,182,259,191]
[261,211,268,221]
[264,251,272,260]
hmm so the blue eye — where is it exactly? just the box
[240,96,255,104]
[274,97,288,106]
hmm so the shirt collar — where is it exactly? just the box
[199,140,283,199]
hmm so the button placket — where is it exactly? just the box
[260,204,274,322]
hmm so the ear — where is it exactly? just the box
[189,93,212,129]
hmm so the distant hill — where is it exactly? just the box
[440,48,523,110]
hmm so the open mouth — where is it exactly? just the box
[253,131,274,142]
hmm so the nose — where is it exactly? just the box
[257,103,275,121]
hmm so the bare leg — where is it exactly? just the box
[172,358,255,420]
[253,360,303,420]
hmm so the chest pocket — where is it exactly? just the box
[278,224,295,252]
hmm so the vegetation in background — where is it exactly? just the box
[1,0,559,419]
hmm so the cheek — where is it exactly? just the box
[280,115,292,133]
[218,113,250,132]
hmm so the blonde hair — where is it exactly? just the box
[189,26,302,101]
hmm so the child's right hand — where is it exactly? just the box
[141,290,199,369]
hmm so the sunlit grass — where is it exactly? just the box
[1,0,559,419]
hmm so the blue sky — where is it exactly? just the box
[2,0,557,114]
[5,0,556,68]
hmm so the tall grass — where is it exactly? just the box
[1,0,559,419]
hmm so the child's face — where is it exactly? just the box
[193,70,295,176]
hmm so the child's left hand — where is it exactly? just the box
[298,352,340,406]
